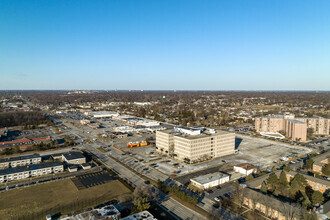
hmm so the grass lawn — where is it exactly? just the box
[0,178,131,219]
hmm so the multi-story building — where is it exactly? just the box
[312,151,330,174]
[284,119,307,142]
[0,154,41,169]
[156,127,235,163]
[0,161,63,183]
[255,113,329,142]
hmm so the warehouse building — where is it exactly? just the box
[190,172,230,190]
[156,127,235,163]
[0,161,63,183]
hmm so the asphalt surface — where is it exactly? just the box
[61,121,207,220]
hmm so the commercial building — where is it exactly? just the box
[0,154,41,169]
[62,151,86,165]
[156,127,235,163]
[121,211,156,220]
[90,111,119,118]
[60,205,120,220]
[255,113,329,142]
[190,172,230,190]
[234,163,257,176]
[0,136,52,151]
[0,161,63,183]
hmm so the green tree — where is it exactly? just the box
[307,128,314,138]
[302,196,312,209]
[261,181,267,193]
[273,188,279,196]
[13,146,21,154]
[305,158,314,170]
[290,178,300,191]
[311,191,324,206]
[279,171,289,186]
[292,174,308,189]
[283,165,291,172]
[131,197,150,214]
[3,148,13,155]
[322,164,330,176]
[266,173,279,190]
[245,174,254,181]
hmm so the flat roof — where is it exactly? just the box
[0,154,41,163]
[121,211,156,220]
[159,128,232,140]
[191,172,229,184]
[0,161,63,176]
[62,152,85,161]
[286,119,306,124]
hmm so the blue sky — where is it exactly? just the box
[0,0,329,90]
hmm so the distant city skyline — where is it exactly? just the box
[1,1,330,90]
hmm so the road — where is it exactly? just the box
[84,144,207,220]
[58,120,207,220]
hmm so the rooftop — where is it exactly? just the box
[234,163,256,170]
[191,172,229,184]
[0,161,63,176]
[62,151,85,161]
[0,153,41,163]
[159,127,231,140]
[286,119,306,124]
[121,211,157,220]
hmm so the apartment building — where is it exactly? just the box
[156,127,235,163]
[312,151,330,174]
[247,170,330,193]
[0,161,63,183]
[284,119,307,142]
[0,154,41,169]
[255,113,329,142]
[243,188,302,220]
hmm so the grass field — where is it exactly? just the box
[0,178,131,219]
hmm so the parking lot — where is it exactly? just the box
[72,171,114,190]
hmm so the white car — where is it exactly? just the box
[214,197,220,202]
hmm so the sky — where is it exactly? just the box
[0,1,329,90]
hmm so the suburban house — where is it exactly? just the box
[190,172,230,190]
[0,154,41,169]
[234,163,257,175]
[62,152,86,165]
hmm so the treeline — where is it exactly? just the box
[2,90,329,109]
[157,180,198,205]
[0,111,49,127]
